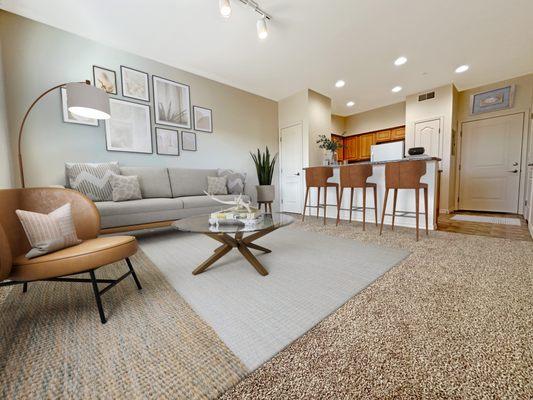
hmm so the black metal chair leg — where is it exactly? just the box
[89,270,107,324]
[22,282,28,293]
[125,257,142,290]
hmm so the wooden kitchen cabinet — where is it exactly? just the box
[375,129,391,143]
[358,133,376,160]
[391,126,405,140]
[344,136,359,160]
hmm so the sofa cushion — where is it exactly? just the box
[65,161,120,201]
[96,198,183,216]
[168,168,218,197]
[110,174,142,202]
[120,167,172,198]
[180,194,250,209]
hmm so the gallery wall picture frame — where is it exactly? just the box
[193,106,213,133]
[60,88,99,126]
[156,127,180,156]
[93,65,117,95]
[105,98,153,154]
[121,66,150,101]
[181,130,197,151]
[152,75,191,129]
[470,85,515,115]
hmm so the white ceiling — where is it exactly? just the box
[2,0,533,115]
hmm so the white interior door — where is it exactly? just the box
[280,123,303,213]
[414,118,441,157]
[459,113,524,213]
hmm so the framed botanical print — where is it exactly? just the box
[153,75,191,129]
[60,88,98,126]
[156,127,179,156]
[470,85,515,115]
[105,98,153,154]
[121,66,150,101]
[181,131,197,151]
[93,65,117,95]
[193,106,213,133]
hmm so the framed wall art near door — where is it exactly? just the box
[105,98,153,154]
[156,127,179,156]
[193,106,213,133]
[121,66,150,101]
[93,65,117,95]
[470,85,515,115]
[181,130,197,151]
[153,75,191,129]
[60,88,99,126]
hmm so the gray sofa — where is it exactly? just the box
[94,166,249,231]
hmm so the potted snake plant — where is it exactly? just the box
[250,147,278,203]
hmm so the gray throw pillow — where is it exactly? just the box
[65,161,120,201]
[207,176,228,195]
[109,174,142,202]
[217,169,246,194]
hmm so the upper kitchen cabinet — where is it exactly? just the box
[358,133,376,160]
[391,126,405,140]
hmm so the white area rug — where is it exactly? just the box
[137,228,408,371]
[451,214,521,226]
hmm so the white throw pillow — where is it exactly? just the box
[207,176,228,195]
[16,203,82,259]
[65,161,120,201]
[109,174,142,202]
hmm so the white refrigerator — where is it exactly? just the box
[370,141,405,162]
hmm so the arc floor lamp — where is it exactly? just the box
[17,80,111,187]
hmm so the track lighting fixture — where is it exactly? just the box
[219,0,271,39]
[219,0,231,18]
[257,17,268,40]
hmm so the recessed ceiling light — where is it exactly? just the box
[391,86,402,93]
[335,80,346,88]
[346,101,355,107]
[455,64,469,73]
[394,56,407,66]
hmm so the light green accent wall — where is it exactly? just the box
[0,11,278,202]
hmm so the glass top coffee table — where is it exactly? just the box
[172,213,294,276]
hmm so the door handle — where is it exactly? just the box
[512,162,518,166]
[506,169,518,173]
[294,172,300,176]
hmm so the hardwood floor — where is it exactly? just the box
[438,211,532,241]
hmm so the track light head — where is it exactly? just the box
[257,17,268,40]
[219,0,231,18]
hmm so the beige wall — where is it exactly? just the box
[308,90,332,167]
[345,102,405,136]
[278,89,309,167]
[331,114,346,136]
[0,11,278,204]
[0,38,13,188]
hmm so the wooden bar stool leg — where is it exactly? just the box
[379,188,389,235]
[415,188,420,241]
[372,186,378,227]
[302,187,309,221]
[362,187,367,231]
[316,187,321,219]
[323,186,328,225]
[423,187,429,235]
[391,189,398,230]
[336,188,344,226]
[349,188,354,223]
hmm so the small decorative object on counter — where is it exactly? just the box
[408,147,425,156]
[317,134,343,165]
[251,147,277,203]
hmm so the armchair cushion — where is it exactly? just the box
[11,236,137,281]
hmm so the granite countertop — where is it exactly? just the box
[304,157,441,169]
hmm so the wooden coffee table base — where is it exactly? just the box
[192,227,275,276]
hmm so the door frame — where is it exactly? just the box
[455,112,526,213]
[279,121,304,214]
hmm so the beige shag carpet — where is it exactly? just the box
[221,219,533,399]
[0,251,246,399]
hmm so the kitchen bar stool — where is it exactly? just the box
[302,166,339,225]
[336,164,378,230]
[379,160,428,241]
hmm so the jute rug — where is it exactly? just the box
[0,251,246,399]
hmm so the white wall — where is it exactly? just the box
[345,102,405,136]
[0,39,13,188]
[0,11,278,204]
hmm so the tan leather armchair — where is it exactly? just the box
[0,188,141,323]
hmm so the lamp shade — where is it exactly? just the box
[66,82,110,120]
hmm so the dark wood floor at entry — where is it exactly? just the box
[438,211,531,241]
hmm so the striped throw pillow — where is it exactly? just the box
[16,203,81,259]
[65,162,120,201]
